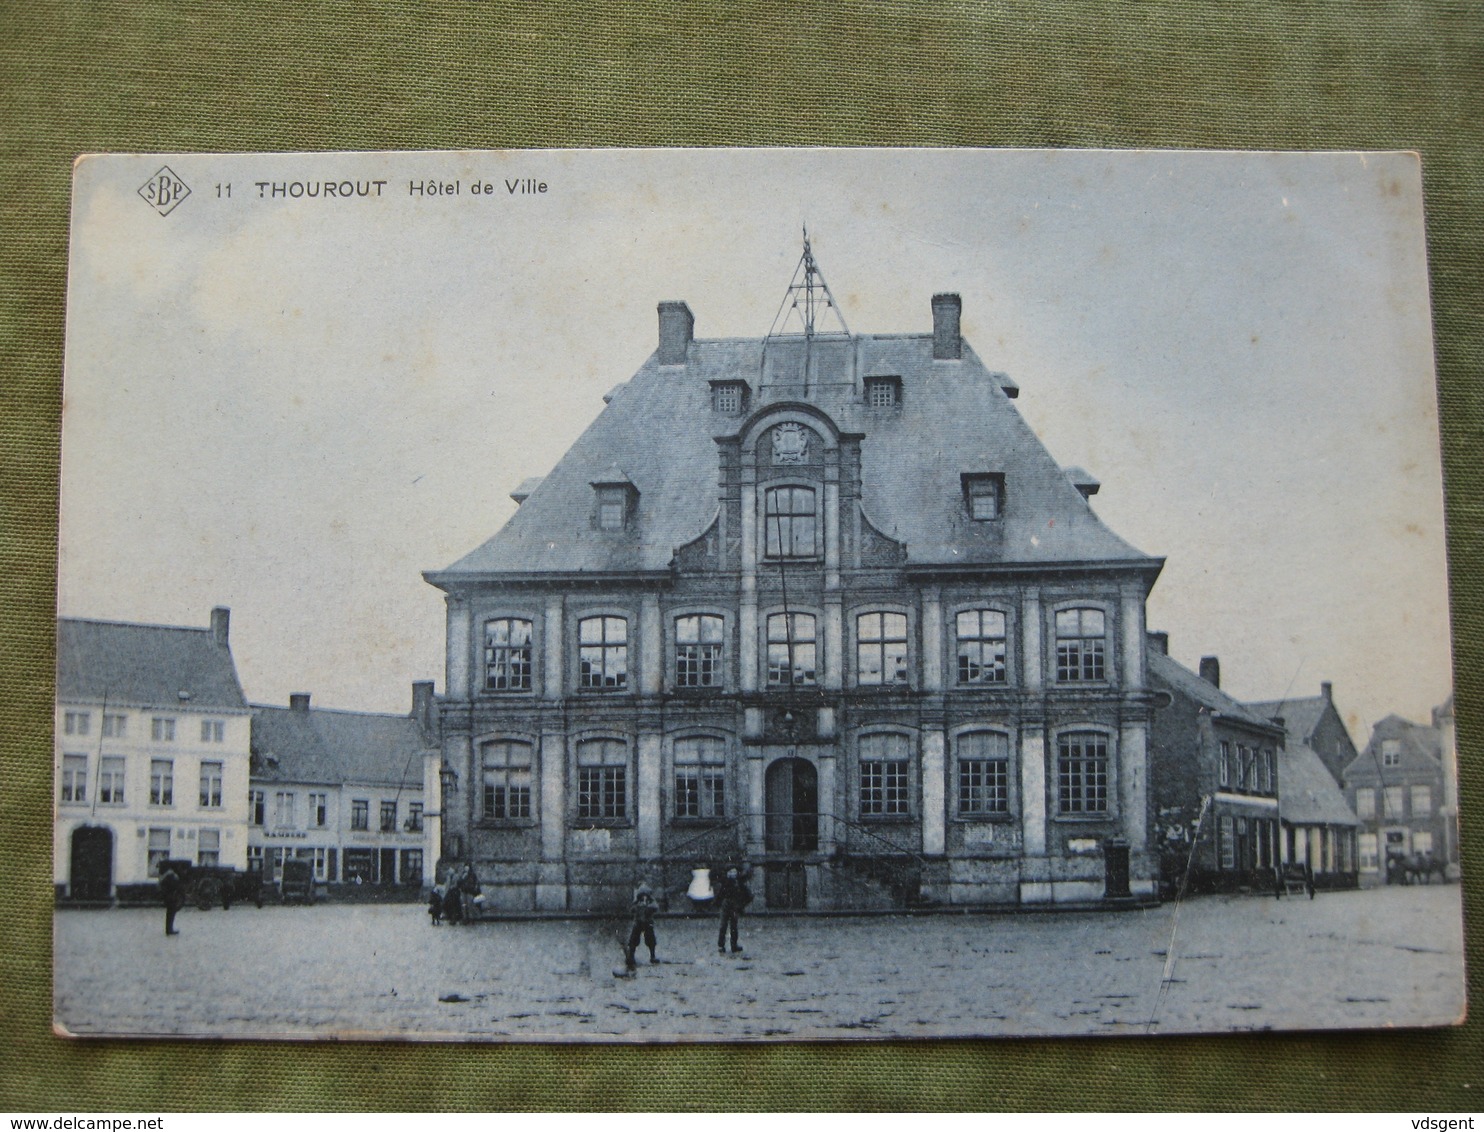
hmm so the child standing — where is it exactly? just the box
[624,882,661,971]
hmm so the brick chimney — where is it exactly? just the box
[1199,656,1220,688]
[210,606,230,647]
[657,301,694,365]
[411,680,436,734]
[289,693,311,712]
[931,293,962,360]
[1321,681,1333,702]
[1147,631,1169,656]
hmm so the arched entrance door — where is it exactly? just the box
[764,757,818,853]
[69,825,113,900]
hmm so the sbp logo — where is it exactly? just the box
[137,166,191,217]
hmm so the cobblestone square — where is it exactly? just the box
[54,884,1465,1041]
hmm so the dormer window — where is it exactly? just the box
[865,375,901,409]
[710,379,749,415]
[590,467,637,532]
[962,473,1004,521]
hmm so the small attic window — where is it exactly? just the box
[591,468,637,532]
[865,376,901,409]
[962,473,1004,521]
[710,380,748,415]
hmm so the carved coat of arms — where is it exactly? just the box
[772,422,808,465]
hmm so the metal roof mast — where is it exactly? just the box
[765,227,850,395]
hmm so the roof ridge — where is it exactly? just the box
[59,616,215,635]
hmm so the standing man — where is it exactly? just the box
[159,862,185,936]
[715,866,750,955]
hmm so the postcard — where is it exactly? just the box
[54,148,1463,1040]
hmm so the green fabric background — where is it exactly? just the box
[1,0,1479,1112]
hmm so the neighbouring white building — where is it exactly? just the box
[55,608,253,899]
[248,686,439,891]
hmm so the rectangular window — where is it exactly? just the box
[147,828,172,876]
[482,741,534,820]
[675,614,724,688]
[484,618,534,691]
[1055,608,1106,682]
[351,799,369,830]
[857,612,909,685]
[311,847,329,882]
[957,731,1010,816]
[200,719,224,743]
[274,791,295,827]
[152,717,176,742]
[674,736,726,820]
[865,376,900,408]
[763,486,818,558]
[962,474,1003,521]
[1236,746,1250,790]
[401,849,424,886]
[1057,732,1109,815]
[576,738,628,821]
[380,800,398,832]
[1413,830,1434,855]
[149,758,174,806]
[342,848,375,884]
[1381,738,1401,767]
[956,609,1007,684]
[197,828,220,867]
[309,792,327,827]
[408,802,424,832]
[98,756,125,804]
[246,845,265,874]
[61,754,88,803]
[1355,789,1375,819]
[1219,741,1231,787]
[766,612,817,687]
[859,733,911,817]
[63,710,90,736]
[1383,786,1406,818]
[199,761,223,808]
[1410,785,1431,816]
[578,616,629,690]
[1358,832,1379,870]
[1219,815,1236,870]
[712,382,744,414]
[1261,749,1274,793]
[102,713,126,738]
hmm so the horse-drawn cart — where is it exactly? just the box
[161,858,263,910]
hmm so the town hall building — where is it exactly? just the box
[424,244,1166,912]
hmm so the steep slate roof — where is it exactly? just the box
[1343,714,1443,779]
[431,329,1157,581]
[1148,651,1282,732]
[251,704,436,789]
[57,617,248,711]
[1248,695,1329,744]
[1278,742,1359,827]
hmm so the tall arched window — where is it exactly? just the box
[481,740,533,820]
[576,738,628,820]
[578,616,628,690]
[766,612,816,687]
[763,486,817,558]
[1055,607,1106,683]
[675,614,724,688]
[859,732,911,817]
[956,731,1010,816]
[857,612,909,685]
[1057,731,1109,815]
[484,618,533,691]
[674,736,726,820]
[956,610,1007,685]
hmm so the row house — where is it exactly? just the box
[54,609,252,899]
[1345,706,1455,879]
[248,686,439,890]
[1147,642,1287,894]
[425,243,1166,912]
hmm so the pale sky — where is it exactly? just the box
[60,149,1452,743]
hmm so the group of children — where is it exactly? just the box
[623,865,752,973]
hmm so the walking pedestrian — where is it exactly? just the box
[159,862,184,936]
[715,866,750,954]
[624,882,661,971]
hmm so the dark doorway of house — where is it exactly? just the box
[764,861,808,910]
[1103,838,1131,898]
[765,756,818,853]
[69,825,113,900]
[379,848,397,885]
